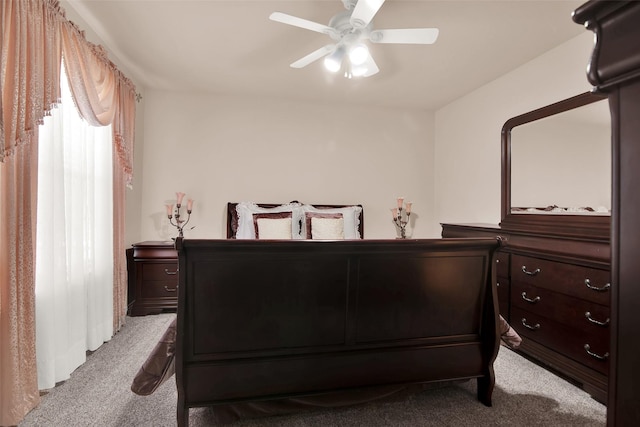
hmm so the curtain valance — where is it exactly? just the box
[1,0,136,183]
[1,0,62,159]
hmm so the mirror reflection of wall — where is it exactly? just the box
[511,99,611,214]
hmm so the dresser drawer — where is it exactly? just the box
[511,254,610,305]
[512,306,609,375]
[495,251,510,277]
[496,276,510,320]
[141,262,179,280]
[511,282,610,332]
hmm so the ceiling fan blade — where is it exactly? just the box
[270,12,336,37]
[290,45,335,68]
[369,28,440,44]
[350,0,385,29]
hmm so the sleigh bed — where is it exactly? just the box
[131,202,508,427]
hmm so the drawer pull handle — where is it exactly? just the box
[164,268,178,275]
[521,292,541,304]
[585,311,610,326]
[521,318,540,330]
[521,266,541,276]
[584,344,609,361]
[163,286,177,292]
[584,279,610,292]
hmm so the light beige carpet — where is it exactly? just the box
[20,313,606,426]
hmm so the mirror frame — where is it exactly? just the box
[500,91,610,240]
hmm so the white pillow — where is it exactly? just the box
[235,202,303,239]
[257,217,293,239]
[310,217,345,240]
[301,205,362,239]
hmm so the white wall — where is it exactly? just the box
[434,32,596,228]
[130,33,598,244]
[135,93,435,241]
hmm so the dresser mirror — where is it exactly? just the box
[500,92,611,238]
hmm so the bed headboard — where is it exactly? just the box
[226,202,364,239]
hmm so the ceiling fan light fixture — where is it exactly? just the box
[350,64,368,77]
[271,0,439,78]
[348,43,369,65]
[324,47,345,73]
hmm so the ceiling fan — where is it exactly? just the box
[269,0,439,78]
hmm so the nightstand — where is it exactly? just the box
[126,241,178,316]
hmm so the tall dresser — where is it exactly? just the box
[442,223,610,403]
[440,90,612,404]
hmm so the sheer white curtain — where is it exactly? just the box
[35,65,114,389]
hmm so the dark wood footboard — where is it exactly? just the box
[175,238,501,427]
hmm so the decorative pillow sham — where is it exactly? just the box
[235,202,303,239]
[310,216,345,240]
[255,215,293,239]
[301,205,362,239]
[305,212,343,239]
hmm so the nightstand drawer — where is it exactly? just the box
[141,280,178,298]
[141,262,179,280]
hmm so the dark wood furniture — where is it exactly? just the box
[174,237,501,427]
[442,82,613,405]
[126,241,178,316]
[442,223,610,402]
[573,1,640,425]
[500,91,609,240]
[443,85,614,402]
[441,225,510,320]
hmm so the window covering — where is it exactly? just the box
[0,1,136,424]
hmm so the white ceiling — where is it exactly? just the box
[65,0,586,110]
